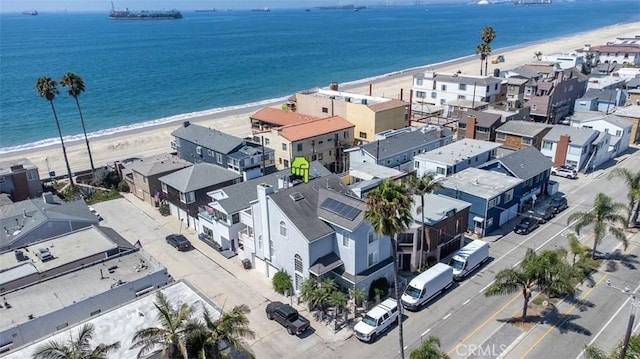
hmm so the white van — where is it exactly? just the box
[449,240,490,280]
[353,298,398,342]
[401,263,453,311]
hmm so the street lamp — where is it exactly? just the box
[606,279,640,359]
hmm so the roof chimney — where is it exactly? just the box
[465,115,477,139]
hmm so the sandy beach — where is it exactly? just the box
[5,22,639,178]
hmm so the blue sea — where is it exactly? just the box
[1,1,639,153]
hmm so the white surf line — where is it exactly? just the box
[463,299,471,306]
[574,281,640,359]
[442,313,452,320]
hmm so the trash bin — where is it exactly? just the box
[241,258,252,269]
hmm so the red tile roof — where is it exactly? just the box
[251,107,319,127]
[278,116,354,142]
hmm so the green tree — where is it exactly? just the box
[272,270,292,295]
[61,72,95,177]
[584,333,640,359]
[350,287,366,318]
[567,233,598,284]
[485,248,577,320]
[480,26,497,76]
[567,192,628,259]
[186,304,255,359]
[607,168,640,227]
[536,248,580,298]
[410,336,450,359]
[32,323,120,359]
[408,173,443,270]
[476,43,491,76]
[36,76,74,187]
[533,51,543,61]
[327,290,349,325]
[130,291,194,359]
[299,278,320,310]
[365,179,413,359]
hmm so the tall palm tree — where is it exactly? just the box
[130,291,195,359]
[32,323,120,359]
[365,179,413,359]
[408,173,443,270]
[476,43,491,76]
[533,51,543,61]
[480,26,497,76]
[485,248,576,319]
[61,72,95,177]
[567,192,628,259]
[187,305,255,359]
[36,76,74,187]
[607,168,640,227]
[410,336,450,359]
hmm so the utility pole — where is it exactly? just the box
[606,279,640,359]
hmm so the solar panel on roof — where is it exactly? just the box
[320,198,361,221]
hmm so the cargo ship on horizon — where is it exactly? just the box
[317,4,366,10]
[514,0,552,5]
[109,2,183,20]
[22,9,38,15]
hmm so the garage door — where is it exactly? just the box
[499,203,519,226]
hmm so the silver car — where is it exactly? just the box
[551,166,578,179]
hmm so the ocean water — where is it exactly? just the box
[1,1,639,153]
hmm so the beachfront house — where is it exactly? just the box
[569,113,632,154]
[345,125,453,173]
[159,163,242,230]
[412,71,503,118]
[528,69,588,124]
[541,53,585,71]
[579,40,640,67]
[413,138,501,179]
[238,176,395,295]
[250,107,320,133]
[494,120,553,151]
[292,88,409,145]
[437,167,523,237]
[125,154,191,207]
[540,126,611,171]
[0,158,42,202]
[456,110,503,141]
[253,116,354,173]
[198,162,331,255]
[612,105,640,144]
[171,121,276,180]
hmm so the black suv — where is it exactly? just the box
[533,205,555,223]
[514,217,540,235]
[549,196,568,214]
[166,234,192,251]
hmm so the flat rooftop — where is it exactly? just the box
[4,281,219,359]
[1,250,165,332]
[310,88,393,106]
[415,139,501,165]
[411,193,471,226]
[440,167,523,200]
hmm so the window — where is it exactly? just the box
[294,254,303,272]
[368,251,379,267]
[181,191,195,204]
[504,189,514,202]
[232,213,240,224]
[542,141,553,150]
[457,95,466,100]
[264,138,270,145]
[143,176,148,184]
[496,132,506,140]
[359,132,367,139]
[283,159,289,168]
[322,107,328,113]
[414,161,420,169]
[297,143,303,152]
[269,238,275,260]
[216,153,223,164]
[279,221,287,237]
[431,92,437,99]
[532,104,537,111]
[487,197,499,208]
[258,235,263,251]
[440,99,446,105]
[161,182,168,193]
[521,137,533,146]
[317,152,323,160]
[416,91,426,98]
[368,232,377,244]
[441,84,447,91]
[458,122,467,129]
[616,130,622,136]
[342,232,350,248]
[477,126,488,133]
[207,149,212,156]
[344,131,348,139]
[282,143,288,151]
[416,79,423,86]
[27,170,38,181]
[436,167,446,175]
[459,84,467,91]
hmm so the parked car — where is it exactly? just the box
[401,263,453,311]
[549,196,568,214]
[354,298,398,342]
[514,217,540,235]
[265,301,310,335]
[551,166,578,179]
[165,234,192,251]
[532,205,555,223]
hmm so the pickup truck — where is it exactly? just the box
[265,301,310,335]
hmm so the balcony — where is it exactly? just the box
[239,226,254,243]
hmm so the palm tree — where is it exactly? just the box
[32,323,120,359]
[584,333,640,359]
[365,179,413,359]
[130,291,195,359]
[61,72,95,177]
[607,168,640,227]
[480,26,497,76]
[187,304,255,359]
[485,248,577,320]
[408,173,443,270]
[533,51,543,61]
[567,193,628,259]
[36,76,74,187]
[410,336,450,359]
[349,286,366,318]
[476,43,491,76]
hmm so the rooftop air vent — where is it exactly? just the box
[290,192,304,201]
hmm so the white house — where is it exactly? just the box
[540,126,611,171]
[542,52,585,70]
[570,113,632,154]
[413,138,501,178]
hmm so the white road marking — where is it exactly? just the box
[443,313,451,320]
[422,328,431,337]
[480,281,495,293]
[463,299,471,306]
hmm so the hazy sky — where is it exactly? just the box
[1,0,459,13]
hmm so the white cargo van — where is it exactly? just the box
[401,263,453,311]
[449,240,490,280]
[353,298,398,342]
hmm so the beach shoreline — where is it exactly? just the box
[4,22,639,178]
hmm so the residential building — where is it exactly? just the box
[502,77,529,110]
[484,107,530,122]
[520,62,560,80]
[254,116,354,172]
[456,110,503,141]
[343,162,407,199]
[413,138,501,178]
[0,193,100,252]
[413,71,503,118]
[400,194,470,271]
[570,112,633,153]
[0,159,42,202]
[586,75,627,91]
[159,163,242,229]
[437,168,523,237]
[495,120,553,150]
[528,69,587,123]
[172,121,275,180]
[250,107,319,133]
[612,105,640,144]
[293,88,408,145]
[0,225,170,353]
[574,88,627,113]
[199,162,331,254]
[346,126,453,173]
[124,154,191,207]
[541,53,585,70]
[540,126,611,171]
[239,176,395,294]
[579,42,640,66]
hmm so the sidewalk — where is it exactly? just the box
[120,193,354,345]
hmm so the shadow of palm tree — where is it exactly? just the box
[497,304,592,336]
[604,250,639,272]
